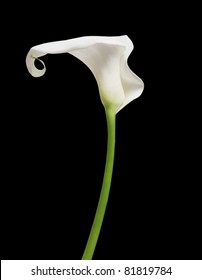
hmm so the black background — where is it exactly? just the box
[2,2,201,260]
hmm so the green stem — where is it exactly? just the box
[82,106,116,260]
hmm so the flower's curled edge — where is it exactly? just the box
[26,35,144,113]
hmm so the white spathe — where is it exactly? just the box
[26,35,144,113]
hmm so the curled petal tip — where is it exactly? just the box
[26,50,46,77]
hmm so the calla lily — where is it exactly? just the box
[26,35,144,260]
[26,35,144,112]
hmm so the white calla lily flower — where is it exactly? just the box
[26,35,144,112]
[26,35,144,260]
